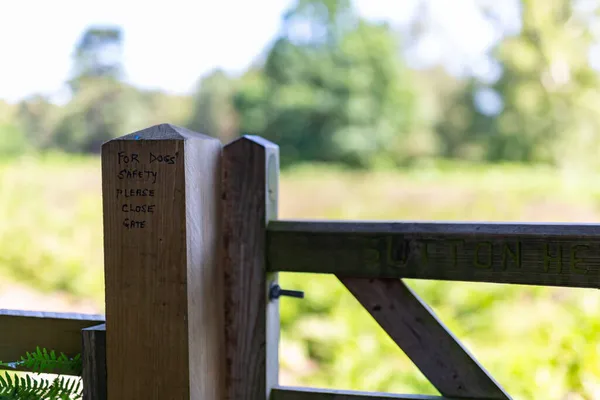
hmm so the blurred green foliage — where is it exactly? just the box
[5,0,600,172]
[439,0,600,171]
[234,1,428,168]
[0,155,104,298]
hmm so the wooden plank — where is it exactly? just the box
[222,136,280,400]
[271,386,460,400]
[0,309,104,376]
[101,124,224,399]
[267,220,600,288]
[82,324,106,400]
[339,278,510,399]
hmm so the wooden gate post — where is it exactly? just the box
[101,124,224,399]
[222,136,280,400]
[82,323,107,400]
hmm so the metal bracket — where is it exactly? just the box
[268,283,304,301]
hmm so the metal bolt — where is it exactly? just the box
[269,283,304,301]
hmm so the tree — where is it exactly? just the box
[486,0,600,170]
[188,69,239,142]
[17,95,61,149]
[51,80,128,153]
[0,100,28,156]
[50,82,192,153]
[282,0,353,45]
[50,26,128,153]
[69,26,123,92]
[430,0,600,169]
[234,0,432,167]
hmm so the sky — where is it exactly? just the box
[0,0,517,104]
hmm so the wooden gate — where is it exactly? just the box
[3,123,599,399]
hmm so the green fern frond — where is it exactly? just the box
[0,371,82,399]
[1,347,82,376]
[0,347,84,400]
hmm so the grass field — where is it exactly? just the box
[1,154,600,399]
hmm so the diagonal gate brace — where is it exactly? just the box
[338,277,511,400]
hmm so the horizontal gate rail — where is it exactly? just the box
[267,220,600,288]
[0,309,104,375]
[272,386,464,399]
